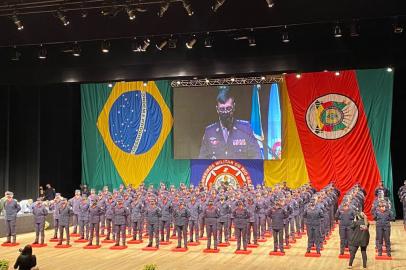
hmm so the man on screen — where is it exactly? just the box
[199,86,261,159]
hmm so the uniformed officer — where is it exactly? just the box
[88,200,102,246]
[104,195,116,241]
[159,195,172,242]
[32,198,48,244]
[398,180,406,230]
[198,194,207,239]
[255,193,267,240]
[145,198,162,248]
[130,195,144,241]
[78,195,90,240]
[58,198,72,245]
[173,200,191,248]
[3,191,21,244]
[113,198,129,246]
[96,192,106,235]
[374,203,395,256]
[268,200,288,253]
[335,201,355,255]
[233,200,249,251]
[304,198,323,254]
[246,197,258,245]
[49,193,62,239]
[68,190,82,234]
[187,196,201,242]
[217,195,230,244]
[204,199,220,250]
[375,181,390,198]
[198,86,261,159]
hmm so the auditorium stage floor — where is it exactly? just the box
[1,221,405,270]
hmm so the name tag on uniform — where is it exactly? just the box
[233,139,246,146]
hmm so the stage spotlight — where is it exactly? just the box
[335,71,340,76]
[156,40,168,50]
[334,24,342,38]
[212,0,226,12]
[266,0,275,8]
[141,38,151,51]
[11,46,21,61]
[108,83,113,88]
[350,21,360,37]
[204,33,213,48]
[387,67,393,72]
[176,80,181,85]
[56,9,70,26]
[80,9,88,18]
[393,22,403,34]
[282,25,290,43]
[182,0,194,16]
[168,37,177,49]
[38,45,47,59]
[230,77,235,82]
[143,81,148,86]
[126,7,136,20]
[158,1,170,17]
[248,36,256,47]
[261,76,266,80]
[11,12,23,30]
[72,42,81,56]
[186,35,197,49]
[205,78,210,83]
[296,73,301,78]
[101,40,110,53]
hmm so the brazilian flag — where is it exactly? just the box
[81,81,190,190]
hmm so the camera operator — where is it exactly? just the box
[348,211,370,270]
[14,244,38,270]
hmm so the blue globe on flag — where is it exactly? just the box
[109,90,163,155]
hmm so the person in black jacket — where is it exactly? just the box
[14,245,37,270]
[348,211,370,269]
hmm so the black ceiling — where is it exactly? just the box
[0,0,405,84]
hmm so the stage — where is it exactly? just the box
[0,221,404,270]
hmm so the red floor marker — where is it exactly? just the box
[310,246,324,251]
[305,252,321,257]
[218,242,230,247]
[49,238,62,242]
[200,237,208,240]
[171,247,188,252]
[269,251,285,256]
[188,241,200,246]
[83,245,101,249]
[70,233,80,237]
[32,243,47,248]
[284,245,291,249]
[247,244,259,248]
[128,239,143,244]
[235,250,252,255]
[258,239,267,243]
[375,255,392,260]
[203,248,220,253]
[141,246,159,251]
[109,245,128,250]
[74,239,88,243]
[101,239,115,243]
[160,241,172,245]
[54,244,71,248]
[1,242,19,247]
[338,254,350,259]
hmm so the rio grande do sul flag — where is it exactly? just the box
[285,69,393,217]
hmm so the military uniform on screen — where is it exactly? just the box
[199,120,261,159]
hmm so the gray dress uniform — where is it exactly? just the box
[78,201,90,239]
[233,205,249,250]
[374,207,395,256]
[173,206,191,248]
[104,200,116,240]
[113,204,130,246]
[268,205,288,252]
[282,203,292,245]
[159,200,172,242]
[58,204,73,245]
[198,120,261,159]
[204,204,220,249]
[304,205,323,253]
[88,203,102,245]
[398,184,406,226]
[217,201,231,243]
[68,196,81,234]
[289,199,299,238]
[187,201,201,242]
[145,205,162,247]
[3,198,21,243]
[130,200,144,240]
[49,199,61,238]
[246,201,258,245]
[199,197,207,238]
[256,198,268,239]
[97,196,106,235]
[32,202,48,244]
[335,206,355,254]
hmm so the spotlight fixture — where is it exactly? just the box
[248,36,256,47]
[205,78,210,83]
[282,25,290,43]
[101,40,110,53]
[56,9,70,26]
[387,67,393,72]
[296,73,301,79]
[212,0,226,12]
[143,81,148,86]
[126,6,136,20]
[204,33,213,48]
[11,12,23,30]
[230,77,235,82]
[72,42,81,56]
[334,24,342,38]
[101,5,120,17]
[11,46,21,61]
[335,71,340,76]
[186,35,197,49]
[266,0,275,8]
[158,1,170,17]
[38,45,47,59]
[182,0,194,16]
[350,20,360,37]
[80,9,88,18]
[393,22,403,34]
[168,37,178,49]
[261,76,266,80]
[156,40,168,50]
[141,38,151,51]
[176,80,181,85]
[108,83,113,88]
